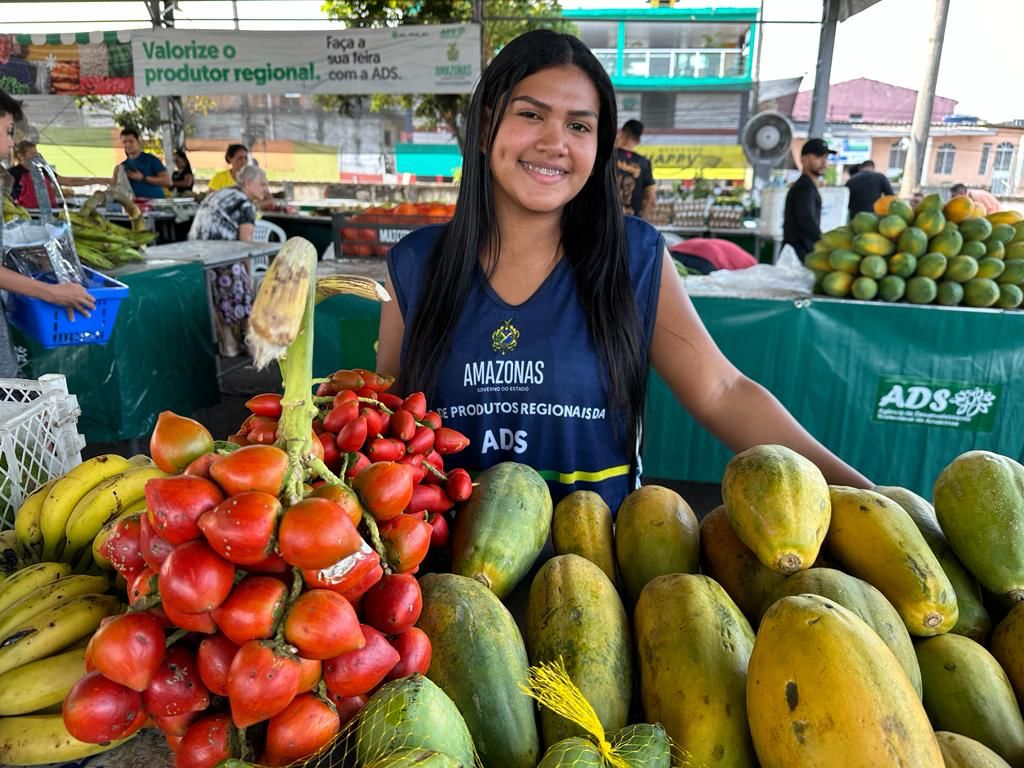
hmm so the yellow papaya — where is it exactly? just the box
[916,633,1024,766]
[990,602,1024,708]
[551,491,615,584]
[526,555,632,749]
[635,574,756,768]
[933,451,1024,602]
[875,485,991,643]
[747,594,943,768]
[614,486,698,607]
[698,505,786,626]
[826,486,957,636]
[944,196,978,224]
[988,210,1023,226]
[935,732,1013,768]
[770,568,922,698]
[722,445,829,574]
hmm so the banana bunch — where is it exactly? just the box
[65,198,154,271]
[14,453,164,566]
[0,713,131,765]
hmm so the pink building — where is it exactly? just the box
[792,78,958,124]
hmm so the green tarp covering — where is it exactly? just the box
[13,261,219,443]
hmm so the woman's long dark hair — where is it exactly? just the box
[174,149,192,176]
[399,29,647,467]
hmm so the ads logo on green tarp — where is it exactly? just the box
[874,377,1001,432]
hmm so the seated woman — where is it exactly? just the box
[188,165,269,357]
[208,143,248,191]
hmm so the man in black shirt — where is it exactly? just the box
[614,119,656,219]
[783,138,835,260]
[846,160,893,216]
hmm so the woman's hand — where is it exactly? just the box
[46,282,96,320]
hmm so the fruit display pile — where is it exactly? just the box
[809,194,1024,308]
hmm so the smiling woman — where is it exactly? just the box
[374,29,869,519]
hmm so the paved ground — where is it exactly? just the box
[83,356,724,519]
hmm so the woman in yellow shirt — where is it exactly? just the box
[209,143,248,190]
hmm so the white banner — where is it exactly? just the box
[132,24,480,96]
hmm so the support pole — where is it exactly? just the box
[807,0,839,140]
[899,0,950,197]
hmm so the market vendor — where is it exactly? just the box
[113,127,171,199]
[170,149,194,194]
[209,144,249,191]
[8,140,57,208]
[188,164,268,357]
[375,31,870,513]
[0,90,95,376]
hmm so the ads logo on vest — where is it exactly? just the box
[873,376,1000,432]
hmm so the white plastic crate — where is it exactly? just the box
[0,374,85,530]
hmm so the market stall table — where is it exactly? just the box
[262,211,334,257]
[11,259,219,444]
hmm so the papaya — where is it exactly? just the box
[416,574,539,768]
[897,226,929,256]
[722,445,829,574]
[978,257,1006,279]
[944,219,960,234]
[935,732,1013,768]
[827,248,861,275]
[826,486,958,636]
[852,232,896,257]
[914,208,946,238]
[933,451,1024,602]
[989,223,1017,244]
[526,555,631,748]
[537,738,601,768]
[551,491,615,583]
[635,574,756,768]
[987,239,1006,260]
[916,633,1024,767]
[850,211,879,234]
[849,276,876,300]
[872,194,898,216]
[875,485,991,643]
[1014,221,1024,242]
[820,271,852,297]
[916,252,948,279]
[1007,242,1024,260]
[944,196,978,224]
[930,229,963,258]
[820,227,853,250]
[537,726,671,768]
[888,198,915,225]
[803,249,831,273]
[915,192,943,214]
[747,594,943,768]
[998,284,1024,309]
[364,750,463,768]
[877,274,906,302]
[960,217,994,242]
[945,255,979,282]
[887,252,917,278]
[698,505,786,626]
[355,675,476,768]
[906,275,938,304]
[991,602,1024,707]
[769,568,922,697]
[614,486,698,606]
[937,280,964,306]
[451,462,553,599]
[962,239,988,258]
[877,214,907,239]
[858,254,886,279]
[1000,259,1024,284]
[963,278,1001,307]
[988,210,1024,226]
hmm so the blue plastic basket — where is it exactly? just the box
[7,267,129,349]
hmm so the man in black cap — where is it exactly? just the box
[783,138,836,260]
[846,159,893,217]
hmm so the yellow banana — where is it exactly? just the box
[39,454,133,563]
[91,505,145,571]
[0,573,111,642]
[127,454,154,467]
[0,646,87,716]
[0,563,71,616]
[0,531,27,578]
[12,480,56,560]
[0,593,121,677]
[62,464,167,565]
[0,714,131,765]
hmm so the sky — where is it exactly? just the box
[1,0,1022,122]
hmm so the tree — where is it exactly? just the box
[318,0,570,149]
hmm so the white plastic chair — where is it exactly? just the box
[250,220,286,292]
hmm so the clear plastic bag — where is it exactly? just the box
[682,244,814,299]
[0,156,85,285]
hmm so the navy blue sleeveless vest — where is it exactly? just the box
[388,216,664,513]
